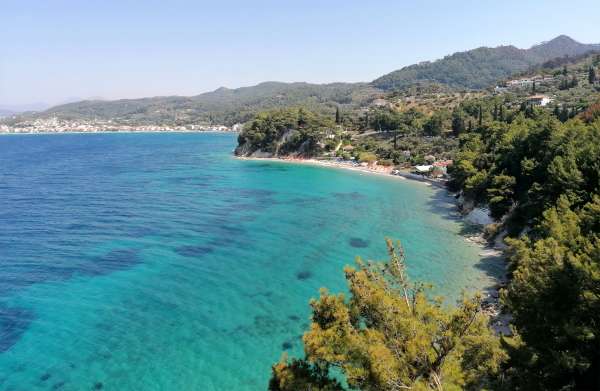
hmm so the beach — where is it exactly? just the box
[237,156,449,188]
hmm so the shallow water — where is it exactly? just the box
[0,132,500,390]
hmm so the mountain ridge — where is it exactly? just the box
[4,35,598,126]
[372,35,600,90]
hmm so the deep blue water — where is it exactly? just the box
[0,133,499,390]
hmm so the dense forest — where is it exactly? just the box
[372,35,600,90]
[235,108,338,157]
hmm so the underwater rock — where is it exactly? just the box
[349,237,369,248]
[295,270,312,280]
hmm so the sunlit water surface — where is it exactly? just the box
[0,133,501,390]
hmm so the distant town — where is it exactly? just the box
[0,117,242,134]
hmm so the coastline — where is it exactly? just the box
[238,154,510,334]
[237,156,448,188]
[0,129,238,136]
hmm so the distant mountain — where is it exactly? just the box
[6,35,598,127]
[12,82,377,126]
[0,109,16,118]
[0,102,50,114]
[372,35,600,90]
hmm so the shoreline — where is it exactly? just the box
[238,154,510,334]
[0,130,238,136]
[237,156,448,188]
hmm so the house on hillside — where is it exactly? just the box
[527,95,553,107]
[370,99,390,108]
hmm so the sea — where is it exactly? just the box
[0,132,501,390]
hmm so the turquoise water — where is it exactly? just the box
[0,132,498,390]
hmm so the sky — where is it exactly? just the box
[1,0,599,108]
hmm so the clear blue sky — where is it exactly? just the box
[2,0,599,106]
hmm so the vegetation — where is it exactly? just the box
[234,108,337,157]
[5,36,599,130]
[269,240,505,391]
[263,104,600,390]
[502,195,600,389]
[261,51,600,390]
[446,104,600,389]
[372,35,600,91]
[3,82,378,127]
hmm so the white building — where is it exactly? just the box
[527,95,553,106]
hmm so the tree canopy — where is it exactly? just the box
[269,240,505,391]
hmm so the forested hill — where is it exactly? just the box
[12,82,376,126]
[4,35,599,128]
[372,35,600,90]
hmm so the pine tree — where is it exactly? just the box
[269,240,506,391]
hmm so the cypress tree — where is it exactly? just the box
[525,104,534,118]
[493,104,498,121]
[478,105,483,127]
[562,65,568,76]
[335,106,341,124]
[520,102,527,112]
[499,105,504,122]
[589,66,596,84]
[532,80,536,93]
[560,105,569,122]
[569,106,577,119]
[451,109,465,136]
[553,105,560,118]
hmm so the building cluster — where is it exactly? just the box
[505,75,555,88]
[495,74,556,94]
[0,117,239,133]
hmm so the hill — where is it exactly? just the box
[4,35,598,131]
[372,35,600,90]
[4,82,378,127]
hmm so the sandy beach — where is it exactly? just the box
[237,156,449,188]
